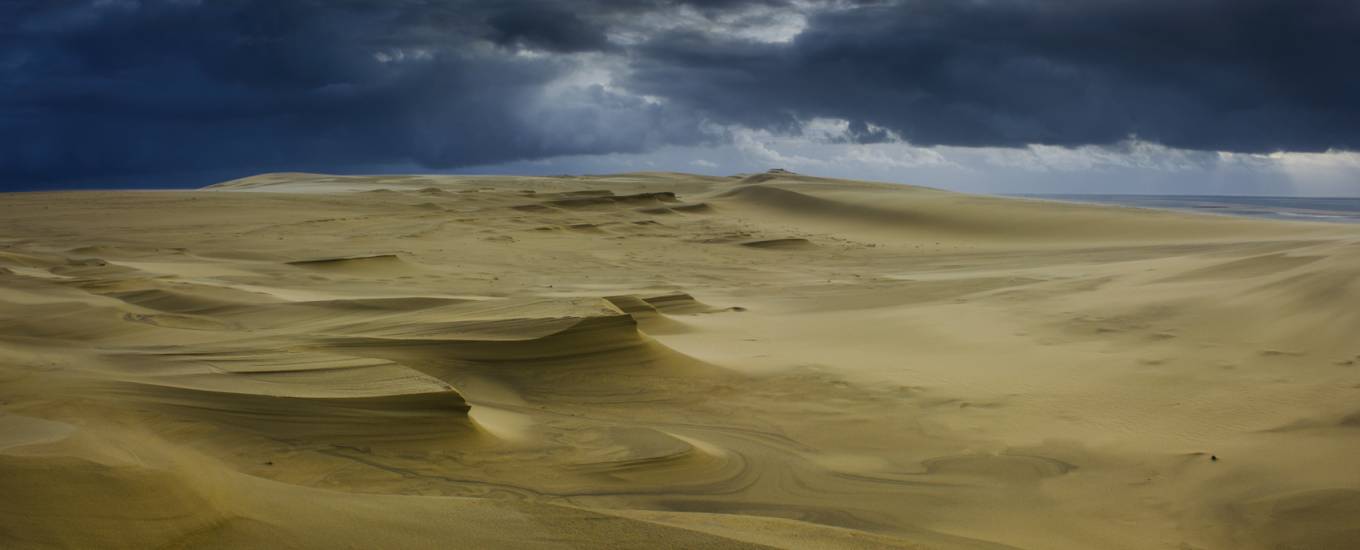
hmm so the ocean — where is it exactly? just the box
[1014,194,1360,224]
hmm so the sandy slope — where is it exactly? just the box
[1,170,1358,549]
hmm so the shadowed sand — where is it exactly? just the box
[1,170,1359,549]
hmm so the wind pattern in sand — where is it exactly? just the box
[2,171,1359,549]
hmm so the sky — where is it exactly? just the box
[3,0,1359,195]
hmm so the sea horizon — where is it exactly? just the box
[1013,193,1360,223]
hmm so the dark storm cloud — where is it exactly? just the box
[0,0,704,188]
[1,0,1357,189]
[486,6,610,52]
[628,0,1360,153]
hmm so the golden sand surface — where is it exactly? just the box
[1,171,1358,549]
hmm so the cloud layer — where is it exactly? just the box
[2,0,1357,189]
[631,0,1360,152]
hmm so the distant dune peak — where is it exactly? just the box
[739,168,799,184]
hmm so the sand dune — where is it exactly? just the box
[2,170,1359,549]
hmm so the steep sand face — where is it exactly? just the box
[1,171,1358,549]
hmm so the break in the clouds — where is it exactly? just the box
[2,0,1359,193]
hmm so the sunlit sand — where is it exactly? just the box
[2,170,1358,549]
